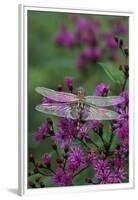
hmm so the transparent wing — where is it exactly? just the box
[85,96,124,107]
[35,103,79,120]
[36,87,77,103]
[83,105,119,120]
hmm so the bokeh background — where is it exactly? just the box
[28,10,128,186]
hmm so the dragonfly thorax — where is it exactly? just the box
[77,87,85,100]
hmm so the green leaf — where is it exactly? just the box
[43,176,53,187]
[98,62,124,84]
[73,167,94,185]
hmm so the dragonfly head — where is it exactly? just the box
[77,87,85,99]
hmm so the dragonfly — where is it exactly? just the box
[35,87,124,127]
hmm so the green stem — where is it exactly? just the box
[121,75,128,92]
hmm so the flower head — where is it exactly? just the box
[82,47,102,62]
[88,120,103,132]
[104,32,118,49]
[78,125,90,142]
[87,149,98,166]
[64,76,73,90]
[75,18,97,46]
[54,23,74,48]
[94,159,113,184]
[54,130,73,148]
[42,153,51,167]
[51,167,72,186]
[112,20,128,35]
[67,146,85,172]
[112,168,126,183]
[93,83,109,96]
[95,168,113,184]
[33,122,50,141]
[54,118,77,148]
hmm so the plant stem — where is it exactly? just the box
[121,76,128,92]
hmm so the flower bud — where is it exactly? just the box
[52,143,57,150]
[29,153,35,163]
[40,181,45,188]
[85,178,92,183]
[56,157,63,164]
[28,181,36,188]
[57,84,63,91]
[119,39,123,49]
[42,153,51,168]
[114,36,119,44]
[47,117,53,126]
[124,47,129,57]
[64,146,69,153]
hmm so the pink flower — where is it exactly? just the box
[33,122,50,141]
[64,76,73,87]
[51,168,72,186]
[54,23,74,49]
[67,146,85,172]
[93,83,109,96]
[42,153,51,167]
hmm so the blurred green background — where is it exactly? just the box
[28,10,128,185]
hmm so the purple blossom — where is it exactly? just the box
[78,126,90,142]
[93,83,109,96]
[54,130,73,148]
[104,32,118,49]
[42,153,51,166]
[121,138,129,153]
[75,18,97,46]
[51,167,72,186]
[87,150,98,166]
[114,157,124,169]
[118,122,129,140]
[54,118,77,148]
[121,91,129,106]
[95,168,113,184]
[54,24,74,49]
[113,92,128,140]
[57,118,77,131]
[67,146,85,172]
[64,76,73,88]
[33,122,50,141]
[112,168,126,183]
[76,47,102,71]
[82,47,102,62]
[88,120,103,132]
[112,20,128,35]
[94,159,110,171]
[93,159,113,184]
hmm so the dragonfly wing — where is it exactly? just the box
[85,96,124,107]
[35,103,79,120]
[35,87,77,103]
[83,105,119,120]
